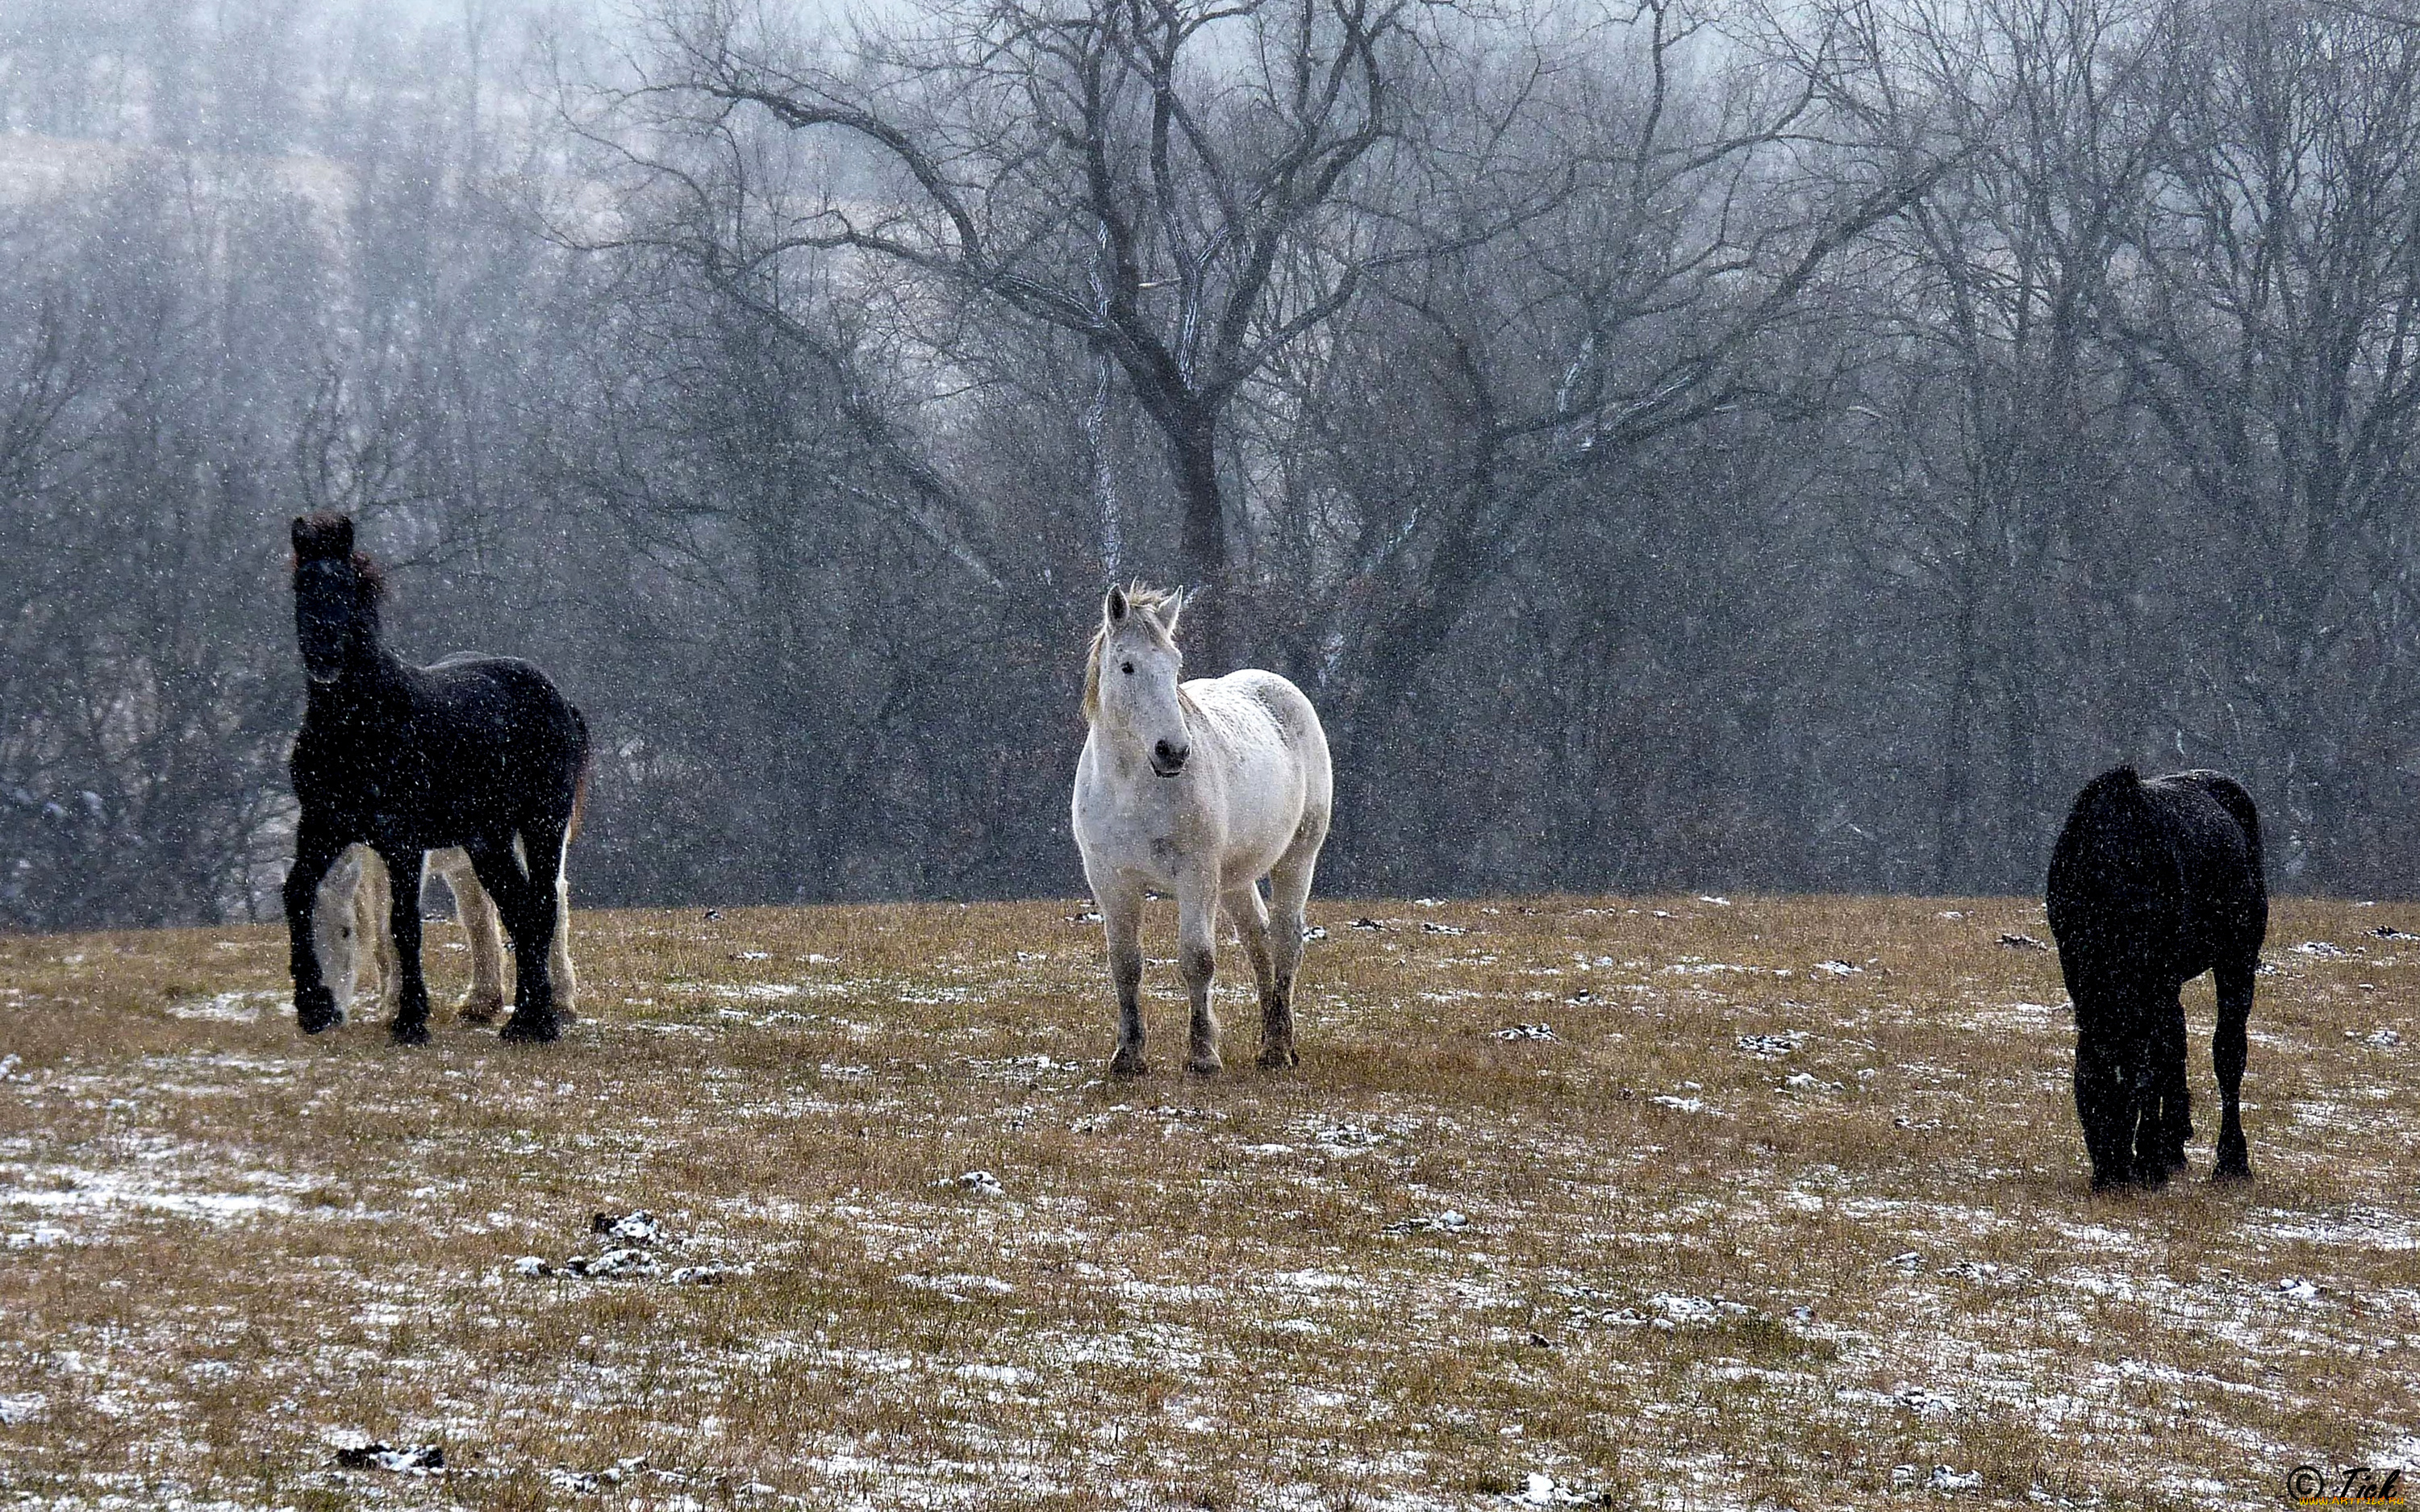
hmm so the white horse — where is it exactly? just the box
[1073,585,1332,1075]
[315,844,577,1026]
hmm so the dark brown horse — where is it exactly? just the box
[2046,766,2265,1189]
[282,513,588,1044]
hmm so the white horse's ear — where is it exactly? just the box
[1105,585,1128,623]
[1158,587,1187,635]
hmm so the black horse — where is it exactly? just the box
[283,513,588,1045]
[2045,765,2265,1189]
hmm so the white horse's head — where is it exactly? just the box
[1086,584,1192,777]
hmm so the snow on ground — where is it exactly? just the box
[0,895,2413,1507]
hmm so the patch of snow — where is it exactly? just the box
[165,989,280,1022]
[1382,1211,1470,1235]
[899,1272,1013,1301]
[591,1210,662,1245]
[328,1435,444,1472]
[565,1248,657,1278]
[2,1166,298,1223]
[1650,1094,1725,1116]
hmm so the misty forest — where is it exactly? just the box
[4,0,2418,932]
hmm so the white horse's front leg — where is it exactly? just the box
[1101,885,1148,1077]
[1178,874,1222,1075]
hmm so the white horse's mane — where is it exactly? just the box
[1082,583,1186,724]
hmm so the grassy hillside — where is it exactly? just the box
[1,895,2413,1507]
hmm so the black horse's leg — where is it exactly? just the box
[2073,1000,2135,1189]
[465,834,557,1044]
[502,824,567,1044]
[377,844,432,1046]
[2159,983,2193,1173]
[2211,959,2255,1182]
[284,820,347,1035]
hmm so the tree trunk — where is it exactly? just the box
[1164,404,1234,669]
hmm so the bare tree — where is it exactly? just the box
[1267,1,1959,880]
[2105,0,2420,877]
[620,0,1422,660]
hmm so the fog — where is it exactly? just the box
[5,0,2418,929]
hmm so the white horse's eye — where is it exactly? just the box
[1121,661,1133,675]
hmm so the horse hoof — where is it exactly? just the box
[2210,1160,2252,1185]
[295,988,343,1035]
[454,992,504,1025]
[390,1018,432,1048]
[499,1012,560,1044]
[1258,1046,1299,1070]
[1108,1048,1148,1077]
[1185,1056,1223,1077]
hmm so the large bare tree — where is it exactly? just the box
[628,0,1421,660]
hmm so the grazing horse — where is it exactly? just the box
[318,845,578,1027]
[283,512,588,1044]
[2046,766,2266,1189]
[1072,585,1332,1075]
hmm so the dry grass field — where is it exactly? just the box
[1,893,2414,1510]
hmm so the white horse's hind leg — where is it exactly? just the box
[1261,815,1328,1069]
[432,848,508,1023]
[1221,879,1278,1025]
[355,847,399,1019]
[1100,885,1148,1077]
[1178,876,1223,1075]
[314,846,366,1021]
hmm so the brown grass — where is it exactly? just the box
[1,894,2414,1509]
